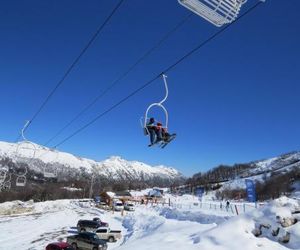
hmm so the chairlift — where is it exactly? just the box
[142,74,169,135]
[13,121,36,187]
[16,141,36,162]
[43,150,58,178]
[3,182,11,190]
[15,160,28,176]
[2,175,12,191]
[142,74,176,147]
[16,176,26,187]
[44,167,58,178]
[0,170,7,183]
[178,0,249,27]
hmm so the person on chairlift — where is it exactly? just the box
[146,118,162,146]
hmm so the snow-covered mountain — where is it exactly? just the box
[189,151,300,192]
[249,152,300,176]
[219,152,300,190]
[0,141,183,182]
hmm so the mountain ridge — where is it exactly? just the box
[0,141,184,183]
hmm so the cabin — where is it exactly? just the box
[147,189,163,198]
[144,188,165,204]
[99,191,132,206]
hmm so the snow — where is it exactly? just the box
[107,192,116,198]
[0,199,124,249]
[256,157,279,170]
[121,207,215,250]
[61,187,82,192]
[204,151,300,192]
[0,141,182,181]
[129,188,155,197]
[251,152,300,176]
[1,193,299,249]
[219,176,261,190]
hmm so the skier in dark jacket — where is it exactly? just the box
[226,200,230,211]
[147,118,157,146]
[146,118,162,146]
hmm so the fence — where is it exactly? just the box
[168,201,259,215]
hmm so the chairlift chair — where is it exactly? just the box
[2,173,12,191]
[43,168,57,178]
[16,176,26,187]
[0,171,7,183]
[13,121,36,188]
[143,74,169,135]
[15,141,36,162]
[2,181,11,191]
[178,0,247,27]
[43,151,58,178]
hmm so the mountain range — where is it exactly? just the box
[0,141,184,184]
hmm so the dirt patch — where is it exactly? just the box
[0,206,34,216]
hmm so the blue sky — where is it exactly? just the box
[0,0,299,176]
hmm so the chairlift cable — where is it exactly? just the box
[163,1,263,74]
[44,13,192,146]
[53,0,263,148]
[54,73,161,148]
[21,0,125,135]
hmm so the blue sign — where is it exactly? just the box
[245,179,256,202]
[94,196,101,203]
[194,187,204,198]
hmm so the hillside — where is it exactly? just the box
[186,152,300,199]
[0,141,184,191]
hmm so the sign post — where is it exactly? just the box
[194,187,204,202]
[245,179,256,202]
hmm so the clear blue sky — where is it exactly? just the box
[0,0,299,176]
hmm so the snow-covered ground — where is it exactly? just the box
[0,200,124,249]
[0,194,299,250]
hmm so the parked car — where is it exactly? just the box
[77,219,108,232]
[97,202,110,210]
[92,217,101,222]
[67,232,107,250]
[124,202,135,211]
[45,242,74,250]
[113,200,124,211]
[95,227,122,242]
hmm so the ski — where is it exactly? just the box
[160,134,176,149]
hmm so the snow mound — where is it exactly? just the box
[0,200,34,216]
[158,207,227,225]
[249,196,300,249]
[191,196,300,250]
[0,199,72,216]
[123,208,165,242]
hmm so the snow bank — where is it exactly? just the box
[118,194,300,250]
[0,200,34,216]
[193,215,285,250]
[123,208,165,241]
[158,206,227,225]
[120,206,216,250]
[249,196,300,249]
[0,199,73,216]
[190,196,300,250]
